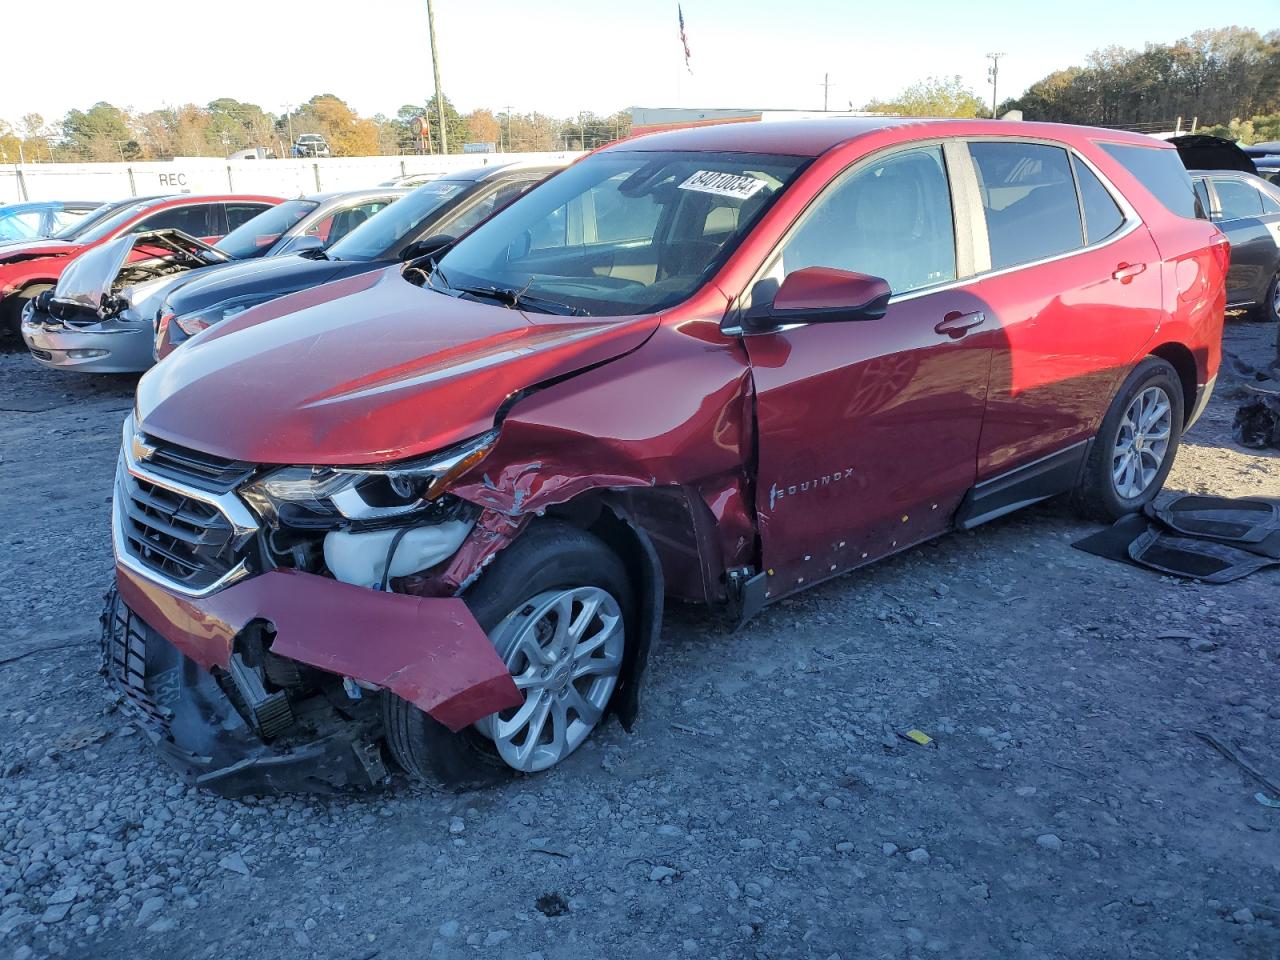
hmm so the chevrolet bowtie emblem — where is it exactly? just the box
[131,432,157,463]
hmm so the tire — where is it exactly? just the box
[383,521,634,789]
[1074,356,1184,523]
[2,284,52,338]
[1255,272,1280,324]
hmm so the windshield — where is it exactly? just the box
[50,199,140,240]
[215,199,318,259]
[327,180,466,261]
[74,200,162,244]
[435,151,806,317]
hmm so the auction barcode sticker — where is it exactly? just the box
[678,170,768,200]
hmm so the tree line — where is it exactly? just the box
[864,26,1280,143]
[0,93,632,163]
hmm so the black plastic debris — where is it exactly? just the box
[1073,495,1280,583]
[1233,396,1280,450]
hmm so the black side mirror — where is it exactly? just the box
[401,234,456,263]
[282,234,325,256]
[742,267,891,334]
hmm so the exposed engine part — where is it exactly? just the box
[323,518,473,589]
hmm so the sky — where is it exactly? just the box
[0,0,1274,128]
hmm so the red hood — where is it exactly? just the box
[0,239,83,264]
[136,267,660,465]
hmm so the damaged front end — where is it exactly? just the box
[22,231,228,373]
[105,415,523,796]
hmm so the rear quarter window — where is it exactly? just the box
[1099,143,1199,219]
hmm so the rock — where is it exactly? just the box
[148,918,177,934]
[439,920,460,938]
[743,882,763,898]
[882,843,899,856]
[136,897,164,926]
[1269,705,1280,720]
[649,865,678,882]
[1232,907,1255,924]
[484,930,511,946]
[47,887,78,906]
[822,796,843,810]
[1015,786,1037,797]
[835,841,855,853]
[906,847,930,864]
[39,902,72,924]
[906,927,925,944]
[448,816,466,835]
[1188,638,1219,653]
[724,880,740,899]
[737,838,763,851]
[1036,834,1063,851]
[1226,691,1248,707]
[218,852,250,876]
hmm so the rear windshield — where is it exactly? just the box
[215,199,318,259]
[1099,143,1200,218]
[327,180,467,261]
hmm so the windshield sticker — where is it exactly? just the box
[678,170,768,200]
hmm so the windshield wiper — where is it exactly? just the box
[450,281,588,317]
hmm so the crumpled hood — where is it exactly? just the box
[0,239,82,264]
[136,267,660,465]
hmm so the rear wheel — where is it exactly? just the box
[383,522,632,789]
[1073,356,1183,522]
[1257,272,1280,324]
[2,284,52,338]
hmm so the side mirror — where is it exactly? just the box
[400,234,455,262]
[742,267,891,334]
[280,234,325,256]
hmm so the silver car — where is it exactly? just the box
[21,189,404,373]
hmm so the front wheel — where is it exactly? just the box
[2,284,52,338]
[1073,356,1184,522]
[383,522,632,788]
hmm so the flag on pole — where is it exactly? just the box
[678,4,692,74]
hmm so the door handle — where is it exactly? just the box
[934,310,986,339]
[1112,262,1146,283]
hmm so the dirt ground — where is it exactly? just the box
[0,321,1277,960]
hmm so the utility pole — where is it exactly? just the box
[986,53,1005,119]
[821,73,831,112]
[426,0,448,154]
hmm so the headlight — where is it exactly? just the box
[167,296,273,344]
[239,431,496,528]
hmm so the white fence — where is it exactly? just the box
[0,152,582,204]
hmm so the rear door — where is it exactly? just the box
[744,143,994,595]
[1205,175,1280,308]
[967,140,1163,480]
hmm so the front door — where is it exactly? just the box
[1206,174,1280,309]
[741,144,993,599]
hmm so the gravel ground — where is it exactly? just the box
[0,321,1277,960]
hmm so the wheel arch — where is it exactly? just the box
[542,493,666,732]
[1147,341,1197,429]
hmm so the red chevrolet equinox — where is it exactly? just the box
[104,119,1227,795]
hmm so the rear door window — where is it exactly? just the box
[1099,143,1199,219]
[132,204,217,237]
[1193,179,1212,219]
[1071,157,1126,243]
[1211,178,1265,221]
[768,145,957,295]
[969,142,1083,270]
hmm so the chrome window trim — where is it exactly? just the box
[112,414,259,599]
[724,135,1145,332]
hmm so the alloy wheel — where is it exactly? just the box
[1111,385,1172,500]
[476,586,624,772]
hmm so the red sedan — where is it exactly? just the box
[0,193,282,334]
[105,118,1226,794]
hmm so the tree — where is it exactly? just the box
[61,102,137,161]
[865,76,987,118]
[422,92,467,154]
[465,109,501,147]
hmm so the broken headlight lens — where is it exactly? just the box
[239,431,496,528]
[168,295,274,342]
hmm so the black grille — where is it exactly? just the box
[138,435,255,492]
[101,593,170,731]
[117,471,245,591]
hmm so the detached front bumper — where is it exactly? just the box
[22,313,155,373]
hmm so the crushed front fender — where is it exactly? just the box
[115,564,521,731]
